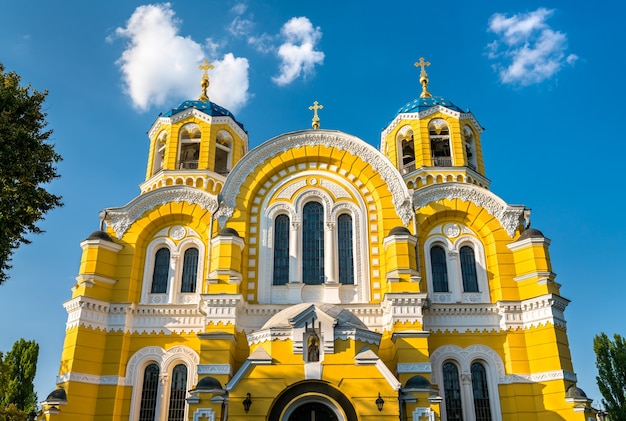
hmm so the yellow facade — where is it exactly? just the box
[42,69,594,421]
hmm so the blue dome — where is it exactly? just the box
[163,100,245,131]
[396,96,466,115]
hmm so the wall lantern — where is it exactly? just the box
[376,393,385,412]
[243,393,252,413]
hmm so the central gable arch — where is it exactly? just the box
[218,130,413,227]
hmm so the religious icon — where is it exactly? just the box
[307,336,319,362]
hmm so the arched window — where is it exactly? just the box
[443,362,463,421]
[463,126,477,171]
[214,131,232,175]
[273,214,290,285]
[151,248,170,293]
[430,245,449,292]
[460,246,479,292]
[180,248,199,293]
[302,202,324,285]
[471,362,492,421]
[153,131,167,175]
[168,364,188,421]
[429,119,451,167]
[337,213,354,285]
[139,363,159,421]
[179,124,201,169]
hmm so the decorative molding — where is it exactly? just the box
[503,370,577,384]
[397,363,432,374]
[149,107,247,141]
[56,372,120,386]
[382,106,483,139]
[413,183,524,237]
[105,186,218,238]
[430,344,506,385]
[220,130,413,226]
[193,408,216,421]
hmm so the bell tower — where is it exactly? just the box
[142,60,248,195]
[381,58,489,191]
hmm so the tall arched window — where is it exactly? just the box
[151,248,170,293]
[168,364,188,421]
[443,362,463,421]
[214,131,232,175]
[460,246,479,292]
[179,124,201,169]
[273,214,290,285]
[471,362,492,421]
[139,363,159,421]
[302,202,324,285]
[429,119,451,166]
[180,248,199,293]
[430,245,449,292]
[337,213,354,285]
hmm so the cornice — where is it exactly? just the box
[381,106,483,139]
[413,183,524,237]
[148,108,248,142]
[104,186,218,239]
[219,130,413,227]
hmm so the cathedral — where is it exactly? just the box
[41,59,595,420]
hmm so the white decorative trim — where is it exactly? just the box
[507,236,551,251]
[497,294,570,330]
[382,106,483,139]
[105,186,218,238]
[513,271,555,282]
[220,130,413,226]
[424,304,501,333]
[79,238,123,252]
[193,408,216,421]
[413,183,524,237]
[397,363,432,374]
[56,372,119,385]
[149,107,247,141]
[197,364,231,375]
[75,274,117,286]
[64,296,206,334]
[502,370,577,384]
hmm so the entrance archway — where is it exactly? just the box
[286,397,339,421]
[267,381,358,421]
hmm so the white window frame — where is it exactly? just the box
[430,345,503,421]
[127,346,199,421]
[141,231,205,305]
[258,185,369,305]
[424,224,490,304]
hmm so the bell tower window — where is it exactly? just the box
[429,119,451,167]
[178,124,201,169]
[215,130,233,175]
[396,125,415,174]
[464,125,477,171]
[152,131,167,175]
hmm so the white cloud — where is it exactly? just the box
[113,3,250,113]
[487,8,578,86]
[272,17,324,86]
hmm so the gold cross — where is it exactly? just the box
[414,57,432,98]
[309,101,324,130]
[198,59,214,100]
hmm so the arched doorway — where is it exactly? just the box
[287,399,339,421]
[267,381,358,421]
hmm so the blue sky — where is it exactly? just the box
[1,0,623,409]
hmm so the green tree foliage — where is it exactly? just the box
[0,403,30,421]
[0,62,62,285]
[594,333,626,420]
[0,339,39,413]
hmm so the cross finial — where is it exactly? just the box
[309,101,324,130]
[414,57,432,98]
[198,59,214,100]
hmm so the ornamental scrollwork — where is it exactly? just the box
[106,187,218,238]
[413,184,524,237]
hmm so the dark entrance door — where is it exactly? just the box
[288,402,338,421]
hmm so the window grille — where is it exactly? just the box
[338,214,354,285]
[460,246,479,292]
[138,364,159,421]
[302,202,324,285]
[180,248,199,293]
[273,214,290,285]
[430,245,449,292]
[151,248,170,293]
